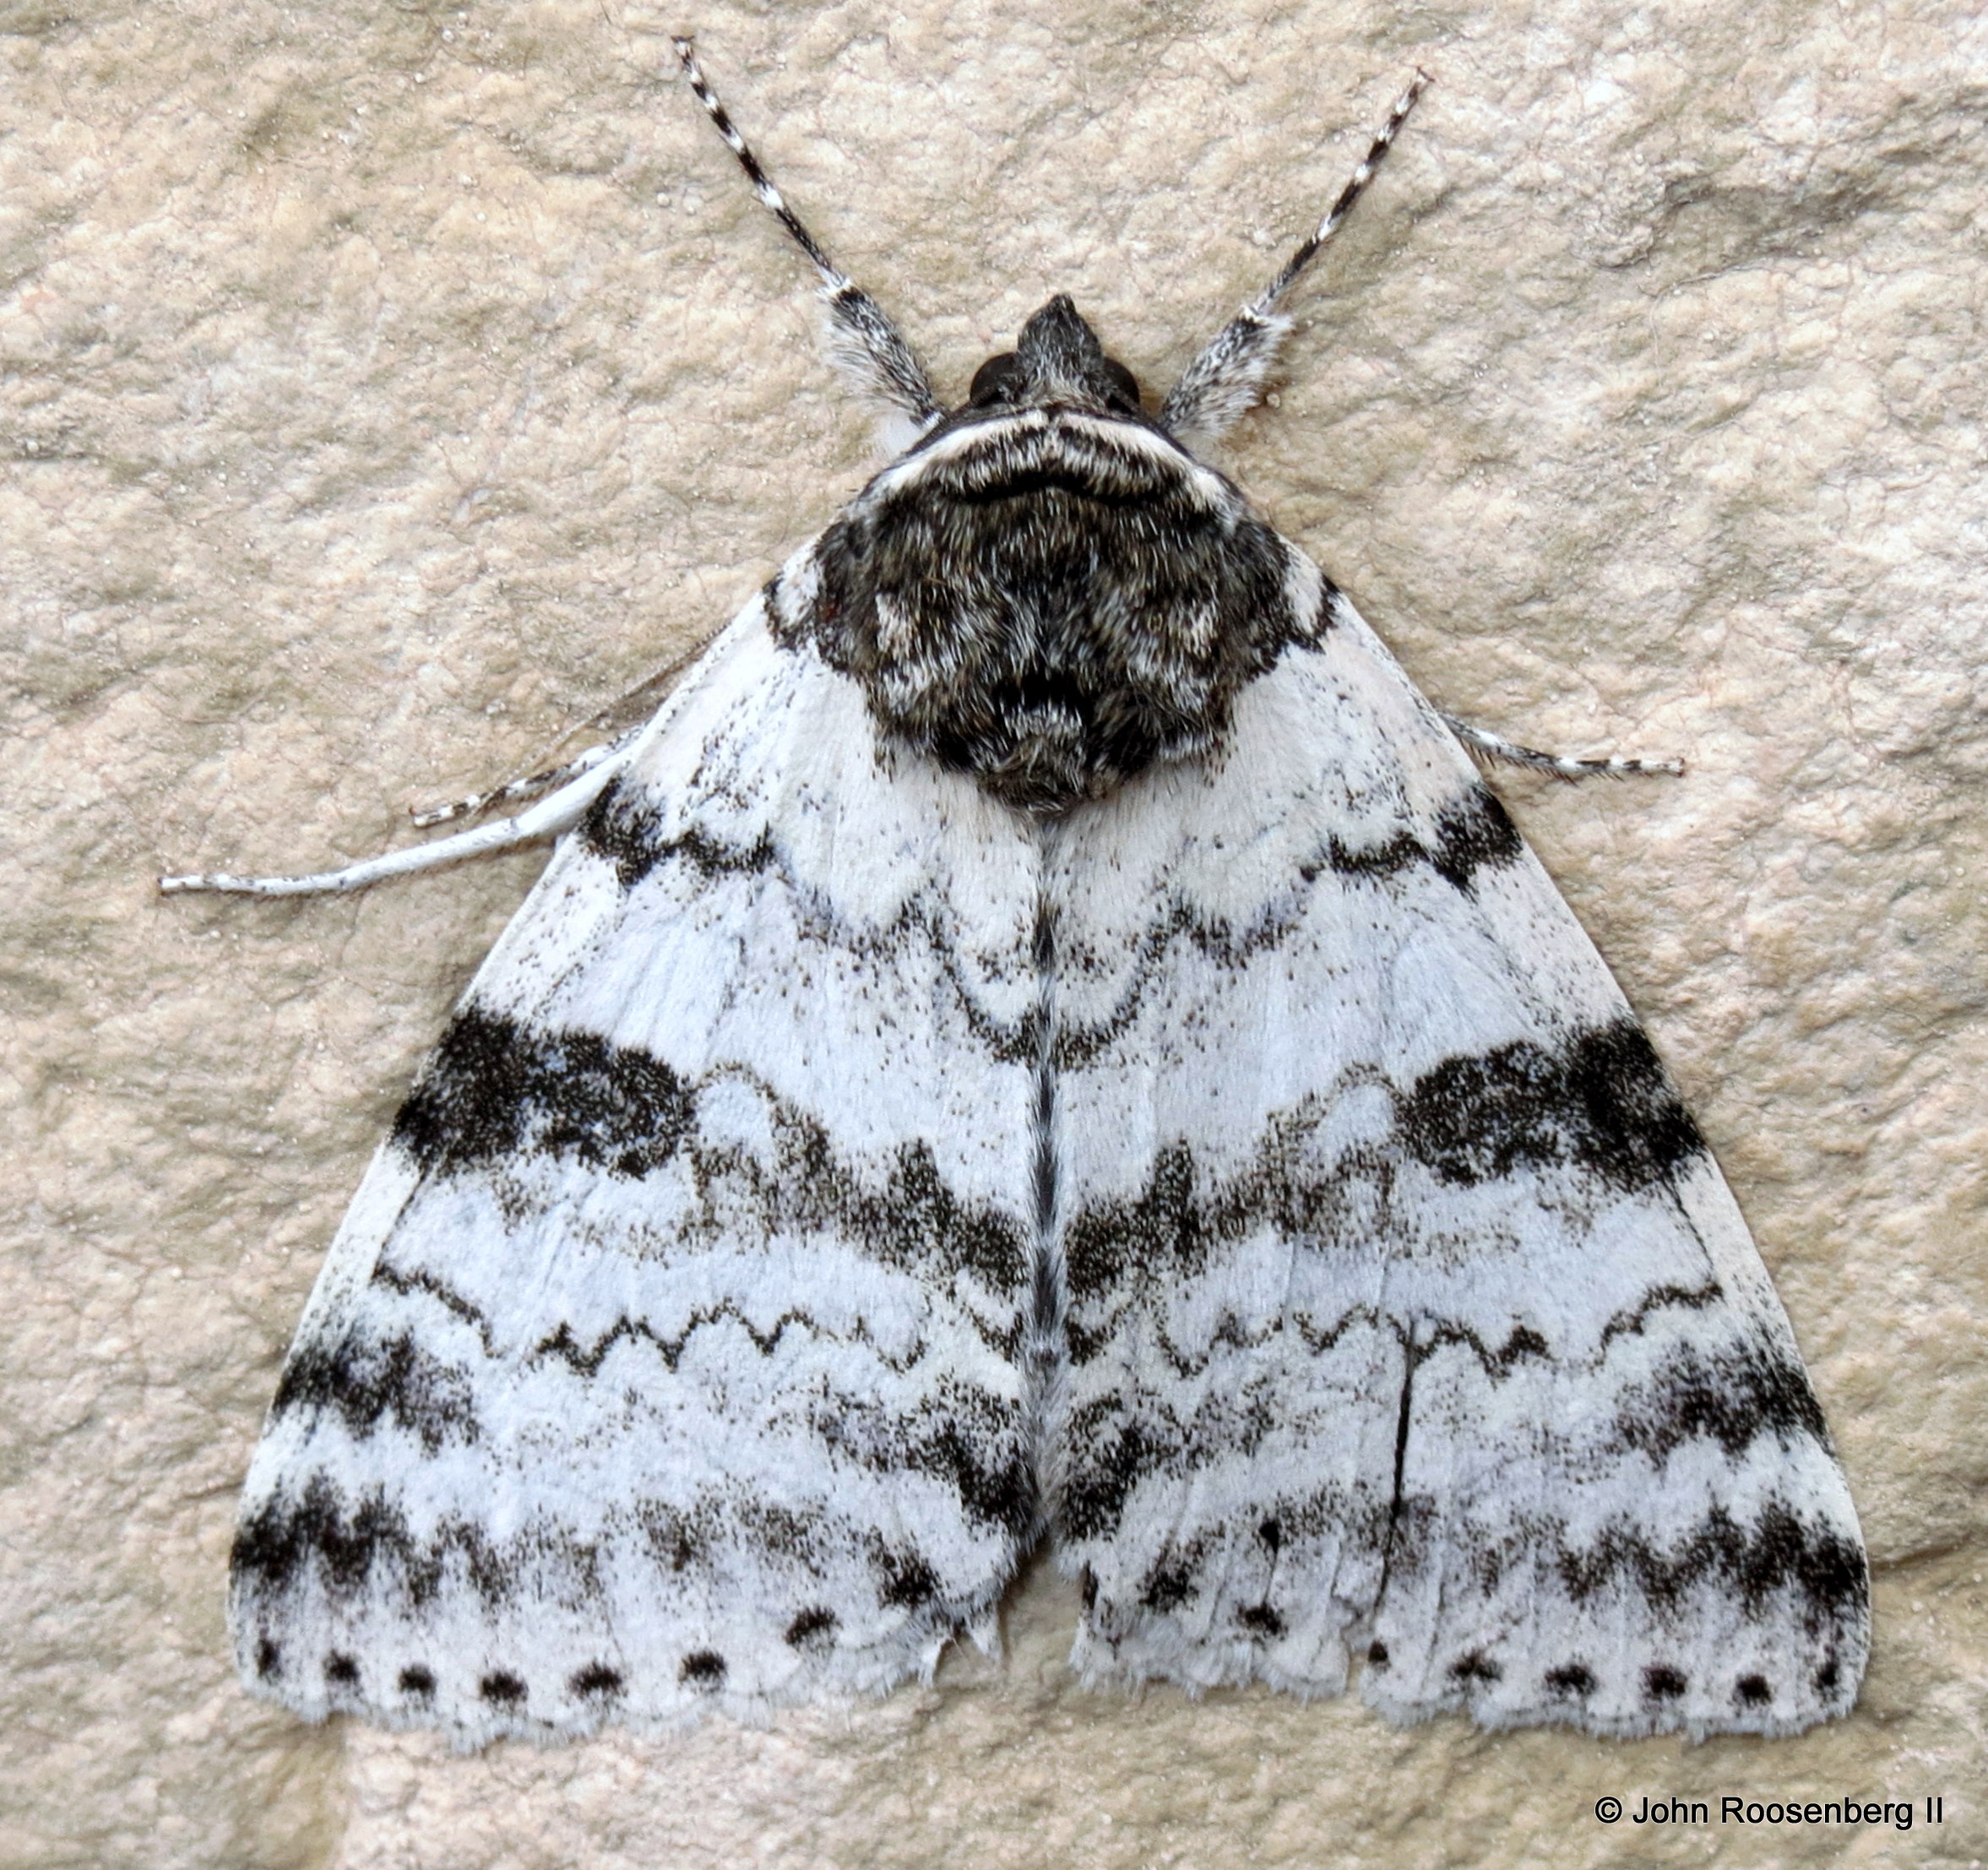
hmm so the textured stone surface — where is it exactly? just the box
[3,0,1985,1864]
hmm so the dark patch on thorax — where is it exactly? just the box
[789,416,1311,815]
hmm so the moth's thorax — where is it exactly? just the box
[774,406,1324,816]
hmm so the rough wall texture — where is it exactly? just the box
[4,0,1985,1864]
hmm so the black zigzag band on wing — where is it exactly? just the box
[387,1006,1032,1294]
[392,1006,694,1182]
[575,796,779,893]
[1396,1018,1704,1193]
[1052,787,1526,1072]
[1102,1487,1865,1655]
[1081,1486,1865,1655]
[532,1304,933,1379]
[269,1333,480,1454]
[1062,1016,1708,1303]
[1308,786,1525,893]
[235,1476,528,1608]
[266,1298,984,1458]
[1056,1309,1834,1544]
[231,1475,979,1726]
[1611,1333,1833,1460]
[232,1467,1012,1617]
[1543,1502,1867,1630]
[1070,1304,1551,1388]
[573,788,1046,1067]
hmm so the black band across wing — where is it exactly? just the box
[388,1006,1032,1294]
[1062,1015,1709,1303]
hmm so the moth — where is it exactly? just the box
[166,43,1868,1744]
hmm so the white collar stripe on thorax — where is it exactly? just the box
[863,408,1237,515]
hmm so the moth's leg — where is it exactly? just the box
[1160,73,1426,450]
[1441,713,1684,780]
[160,739,627,898]
[674,38,942,434]
[410,742,615,829]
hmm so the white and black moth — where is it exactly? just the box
[166,44,1868,1745]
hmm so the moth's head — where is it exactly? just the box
[961,296,1146,421]
[861,288,1241,517]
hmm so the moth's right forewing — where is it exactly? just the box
[1046,587,1867,1740]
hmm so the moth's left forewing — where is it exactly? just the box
[1047,576,1867,1738]
[231,588,1046,1741]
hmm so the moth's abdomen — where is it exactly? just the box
[782,413,1321,814]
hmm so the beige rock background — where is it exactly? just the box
[3,0,1985,1863]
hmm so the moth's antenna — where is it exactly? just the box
[1160,72,1427,452]
[673,38,943,435]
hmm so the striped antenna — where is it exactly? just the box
[672,39,942,427]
